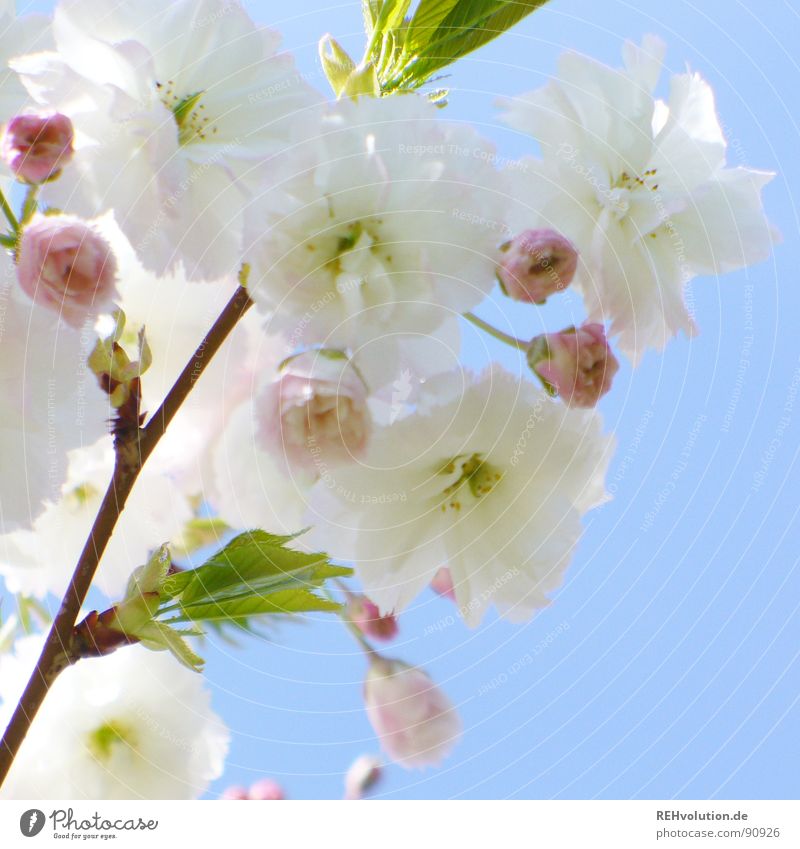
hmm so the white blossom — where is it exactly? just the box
[95,217,280,494]
[0,3,50,122]
[244,93,508,351]
[0,437,193,599]
[0,256,107,532]
[499,35,776,360]
[13,0,321,280]
[309,366,614,626]
[0,637,229,799]
[212,397,312,536]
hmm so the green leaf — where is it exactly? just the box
[319,34,357,97]
[405,0,462,52]
[362,0,383,36]
[411,0,550,81]
[125,544,171,599]
[159,531,351,623]
[382,0,550,91]
[138,621,205,672]
[374,0,413,41]
[162,588,342,624]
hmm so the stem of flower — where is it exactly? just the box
[344,617,377,658]
[327,583,375,658]
[463,312,529,350]
[0,189,19,234]
[0,282,254,788]
[20,186,39,228]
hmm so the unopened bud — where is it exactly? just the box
[527,322,619,408]
[257,350,371,476]
[497,229,578,304]
[17,213,118,327]
[348,596,398,642]
[364,656,461,768]
[2,112,74,183]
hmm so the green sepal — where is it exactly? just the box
[319,34,358,97]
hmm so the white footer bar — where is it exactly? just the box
[1,800,797,848]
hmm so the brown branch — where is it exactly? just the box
[0,284,253,787]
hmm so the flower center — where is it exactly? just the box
[311,217,393,283]
[65,482,101,509]
[87,719,138,764]
[437,453,504,512]
[601,168,660,221]
[156,81,216,145]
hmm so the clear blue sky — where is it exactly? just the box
[12,0,800,799]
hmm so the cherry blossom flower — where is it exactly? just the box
[13,0,321,280]
[244,93,508,350]
[0,257,108,532]
[309,366,614,625]
[0,638,229,799]
[499,36,776,359]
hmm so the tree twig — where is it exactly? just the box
[0,284,253,787]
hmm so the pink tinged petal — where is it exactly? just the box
[248,778,285,800]
[348,596,399,642]
[364,658,461,769]
[529,323,619,408]
[220,786,249,800]
[496,229,578,304]
[16,213,118,327]
[429,567,456,601]
[1,112,74,183]
[256,350,372,476]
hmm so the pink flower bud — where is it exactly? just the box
[364,657,461,769]
[2,112,74,183]
[344,754,382,800]
[430,567,455,601]
[497,228,578,304]
[248,778,285,800]
[221,785,250,800]
[348,596,399,642]
[257,350,371,476]
[17,214,118,327]
[528,322,619,408]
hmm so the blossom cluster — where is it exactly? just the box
[0,0,774,799]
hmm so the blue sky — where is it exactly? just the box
[11,0,800,799]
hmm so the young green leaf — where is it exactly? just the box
[319,34,358,97]
[386,0,551,91]
[404,0,462,53]
[362,0,383,38]
[159,530,351,623]
[400,0,547,84]
[161,587,342,625]
[371,0,413,46]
